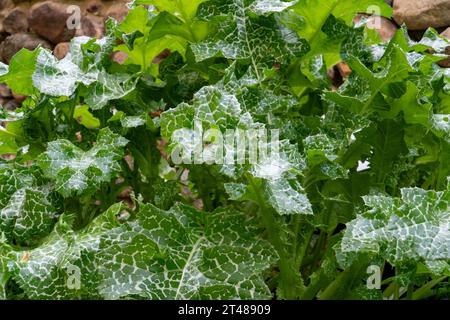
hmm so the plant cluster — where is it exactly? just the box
[0,0,449,300]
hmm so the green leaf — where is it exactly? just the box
[32,45,97,97]
[0,188,57,244]
[0,128,19,155]
[7,204,123,299]
[292,0,392,40]
[360,119,408,186]
[161,85,249,139]
[339,183,450,275]
[115,6,192,71]
[119,5,150,34]
[0,166,35,209]
[0,166,58,245]
[37,128,128,197]
[251,0,298,15]
[138,0,208,21]
[84,71,138,111]
[324,44,413,114]
[303,133,348,180]
[226,177,313,216]
[0,48,39,95]
[264,179,312,215]
[1,0,449,300]
[289,0,392,66]
[382,81,433,127]
[191,0,308,78]
[98,203,277,299]
[433,114,450,143]
[32,36,135,107]
[117,36,187,70]
[73,105,100,129]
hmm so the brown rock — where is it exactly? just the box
[368,17,397,42]
[393,0,450,30]
[3,99,20,110]
[3,9,29,34]
[438,28,450,68]
[0,0,13,11]
[75,15,104,38]
[86,0,103,15]
[0,97,9,107]
[28,1,76,44]
[105,3,129,22]
[152,49,171,64]
[53,42,70,60]
[111,51,128,64]
[442,27,450,39]
[336,62,352,79]
[0,84,12,98]
[0,32,7,43]
[327,66,342,90]
[12,92,26,102]
[0,33,52,64]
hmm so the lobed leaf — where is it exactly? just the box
[37,128,128,197]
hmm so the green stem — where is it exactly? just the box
[412,276,447,300]
[297,229,313,269]
[406,283,414,300]
[248,177,303,299]
[177,0,198,42]
[319,256,367,300]
[68,103,76,131]
[291,215,301,258]
[79,195,94,227]
[0,127,22,140]
[310,233,324,268]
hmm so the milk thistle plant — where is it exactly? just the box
[0,0,449,300]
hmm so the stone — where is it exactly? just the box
[3,9,29,34]
[370,17,397,42]
[12,92,26,102]
[327,66,342,90]
[336,62,352,78]
[53,42,70,60]
[438,27,450,68]
[393,0,450,30]
[442,27,450,39]
[0,32,7,43]
[0,84,12,98]
[28,1,76,44]
[3,99,20,110]
[152,49,171,64]
[75,15,104,38]
[105,3,129,22]
[0,33,52,64]
[86,0,103,15]
[111,51,128,64]
[0,0,13,11]
[0,97,9,107]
